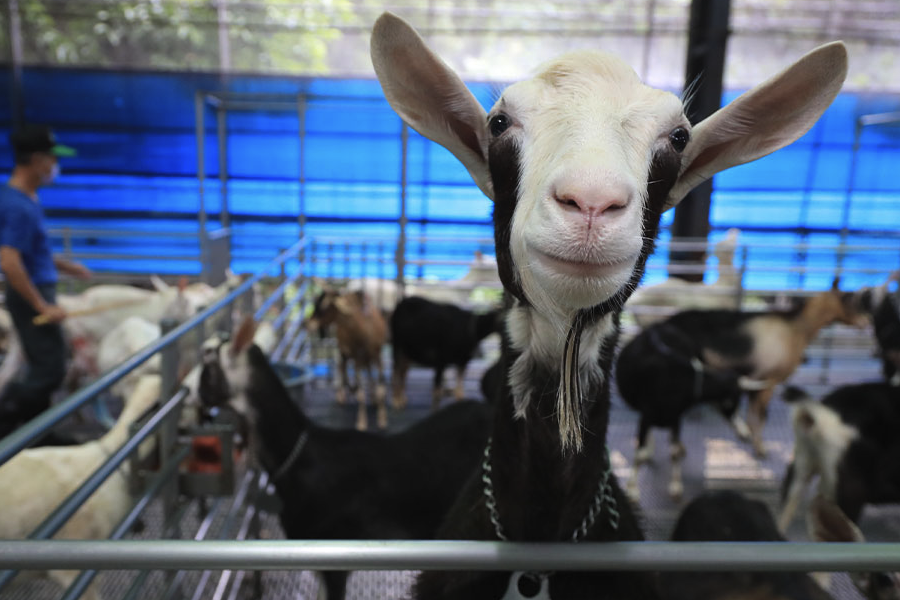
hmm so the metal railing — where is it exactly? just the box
[0,237,313,600]
[1,540,900,573]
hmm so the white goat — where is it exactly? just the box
[0,374,161,600]
[347,250,502,312]
[96,316,161,399]
[626,228,744,327]
[371,12,846,598]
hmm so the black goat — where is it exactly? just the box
[661,490,834,600]
[199,330,493,600]
[852,272,900,384]
[779,383,900,531]
[616,320,765,500]
[390,295,500,410]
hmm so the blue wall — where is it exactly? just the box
[1,67,898,290]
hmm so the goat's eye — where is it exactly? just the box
[489,114,511,137]
[669,127,690,152]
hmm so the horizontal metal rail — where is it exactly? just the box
[0,540,898,572]
[0,236,308,468]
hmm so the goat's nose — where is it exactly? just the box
[552,176,632,226]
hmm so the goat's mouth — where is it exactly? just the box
[531,248,635,279]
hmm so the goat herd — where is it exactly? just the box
[2,11,900,600]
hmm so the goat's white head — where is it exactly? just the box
[371,12,847,449]
[371,12,847,322]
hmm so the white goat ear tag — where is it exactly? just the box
[501,572,551,600]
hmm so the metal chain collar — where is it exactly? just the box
[271,430,309,482]
[481,436,620,544]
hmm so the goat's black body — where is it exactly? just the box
[616,320,744,447]
[240,345,493,600]
[662,490,832,600]
[391,296,499,371]
[872,291,900,383]
[783,382,900,523]
[415,328,656,600]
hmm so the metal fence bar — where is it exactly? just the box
[0,540,898,572]
[0,237,308,467]
[271,280,308,331]
[253,269,304,322]
[58,444,192,600]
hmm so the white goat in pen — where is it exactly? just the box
[0,374,161,600]
[625,227,745,327]
[371,11,846,598]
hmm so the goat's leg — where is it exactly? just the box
[432,366,446,410]
[352,361,368,431]
[334,354,349,405]
[627,417,653,502]
[748,388,774,458]
[391,353,410,409]
[453,364,466,400]
[668,424,687,500]
[319,570,349,600]
[374,356,388,429]
[778,459,813,533]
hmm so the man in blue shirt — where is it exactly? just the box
[0,125,91,440]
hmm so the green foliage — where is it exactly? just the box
[9,0,357,73]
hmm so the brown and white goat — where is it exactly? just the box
[371,11,846,599]
[663,280,864,458]
[306,287,388,430]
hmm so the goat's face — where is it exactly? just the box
[493,53,688,317]
[372,12,847,324]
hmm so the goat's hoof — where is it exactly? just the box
[335,390,347,405]
[753,445,768,459]
[356,413,368,431]
[635,447,652,464]
[668,480,684,500]
[625,480,641,504]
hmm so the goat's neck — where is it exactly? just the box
[99,396,151,456]
[490,304,621,541]
[794,295,839,342]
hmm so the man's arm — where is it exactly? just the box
[53,256,91,280]
[1,246,66,323]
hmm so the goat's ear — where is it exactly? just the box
[371,12,493,200]
[151,275,170,293]
[230,316,258,358]
[807,496,864,543]
[666,41,848,209]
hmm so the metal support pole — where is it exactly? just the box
[297,94,308,238]
[196,92,210,283]
[158,318,182,525]
[669,0,731,282]
[217,107,230,229]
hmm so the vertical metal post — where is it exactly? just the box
[396,123,409,294]
[297,94,307,238]
[6,0,24,127]
[158,319,183,537]
[278,258,287,340]
[62,228,74,294]
[196,92,210,283]
[669,0,731,282]
[217,107,230,229]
